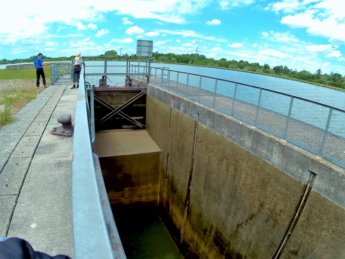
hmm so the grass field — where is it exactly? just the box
[0,67,51,127]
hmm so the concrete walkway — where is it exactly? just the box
[0,84,78,257]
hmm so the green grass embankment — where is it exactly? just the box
[0,68,51,126]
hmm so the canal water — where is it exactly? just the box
[156,63,345,110]
[112,203,184,259]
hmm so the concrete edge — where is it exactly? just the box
[72,75,126,259]
[147,84,345,209]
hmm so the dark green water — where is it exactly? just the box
[112,204,184,259]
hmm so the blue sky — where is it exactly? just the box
[1,0,344,74]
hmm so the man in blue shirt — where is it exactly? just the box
[34,53,47,88]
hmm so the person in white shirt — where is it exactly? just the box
[71,53,83,89]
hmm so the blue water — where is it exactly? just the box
[155,63,345,110]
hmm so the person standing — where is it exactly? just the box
[33,53,47,88]
[71,53,83,89]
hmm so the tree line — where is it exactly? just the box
[1,50,344,90]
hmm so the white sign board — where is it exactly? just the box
[136,40,153,57]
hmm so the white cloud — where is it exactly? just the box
[110,38,133,44]
[97,0,210,24]
[45,42,57,47]
[0,0,210,44]
[208,47,223,58]
[75,22,87,30]
[158,29,225,42]
[326,50,342,58]
[258,49,287,58]
[122,17,133,25]
[206,19,221,25]
[228,43,243,48]
[155,40,168,47]
[126,26,144,35]
[88,23,98,30]
[267,0,300,13]
[182,42,195,48]
[220,0,254,10]
[96,29,109,38]
[305,44,332,52]
[281,11,317,28]
[262,31,299,44]
[146,31,159,37]
[277,0,345,43]
[74,22,97,31]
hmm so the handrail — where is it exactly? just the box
[146,66,345,113]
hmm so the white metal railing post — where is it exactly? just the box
[319,107,333,155]
[231,83,238,116]
[212,79,218,109]
[254,89,263,126]
[283,97,294,140]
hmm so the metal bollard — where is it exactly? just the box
[51,114,74,137]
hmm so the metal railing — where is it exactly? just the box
[50,62,72,85]
[130,64,345,169]
[83,60,151,87]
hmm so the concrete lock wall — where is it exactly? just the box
[145,84,345,258]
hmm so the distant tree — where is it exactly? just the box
[273,66,283,74]
[237,60,248,69]
[331,72,342,82]
[315,68,322,79]
[283,65,290,75]
[263,64,270,73]
[296,70,313,80]
[104,50,118,58]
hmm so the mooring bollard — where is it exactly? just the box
[51,114,74,137]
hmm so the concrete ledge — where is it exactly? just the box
[72,77,126,259]
[148,84,345,209]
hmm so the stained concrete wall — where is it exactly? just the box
[95,129,161,206]
[146,85,345,258]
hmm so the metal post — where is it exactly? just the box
[283,97,294,140]
[254,89,263,126]
[104,59,107,79]
[168,70,170,88]
[212,79,218,109]
[231,83,238,116]
[319,107,333,155]
[197,76,202,103]
[82,62,86,85]
[147,58,151,83]
[50,64,54,85]
[90,87,95,144]
[176,72,179,88]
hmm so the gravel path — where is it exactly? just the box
[0,79,36,90]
